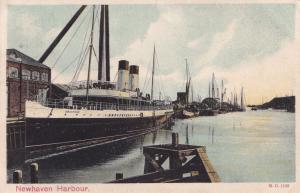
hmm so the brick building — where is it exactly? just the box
[6,49,51,117]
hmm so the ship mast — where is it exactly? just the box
[86,5,95,103]
[209,82,211,98]
[185,59,191,105]
[241,87,244,110]
[212,73,215,99]
[150,45,156,101]
[221,80,224,109]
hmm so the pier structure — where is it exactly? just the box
[10,133,219,183]
[111,133,220,183]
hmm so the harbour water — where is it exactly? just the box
[8,109,295,183]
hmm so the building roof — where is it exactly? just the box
[7,49,50,69]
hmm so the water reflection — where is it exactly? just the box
[7,110,295,183]
[185,125,189,145]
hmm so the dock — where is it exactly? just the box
[10,133,220,183]
[110,133,220,183]
[7,118,26,167]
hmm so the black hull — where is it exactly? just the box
[25,114,172,148]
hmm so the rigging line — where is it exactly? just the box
[71,11,93,82]
[72,30,92,82]
[52,54,81,82]
[73,5,99,82]
[51,6,91,69]
[142,56,151,93]
[156,55,164,95]
[113,70,118,82]
[143,68,152,95]
[71,41,89,82]
[92,46,99,64]
[155,51,166,98]
[155,59,162,99]
[73,7,101,82]
[71,43,90,82]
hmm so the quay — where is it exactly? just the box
[10,133,220,183]
[7,117,26,167]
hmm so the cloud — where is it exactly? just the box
[36,5,295,104]
[187,38,203,49]
[14,12,42,40]
[193,39,298,104]
[195,19,238,68]
[108,7,187,98]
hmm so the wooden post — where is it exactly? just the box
[13,170,22,183]
[116,173,123,180]
[172,133,179,146]
[30,163,39,183]
[170,133,181,178]
[144,153,157,174]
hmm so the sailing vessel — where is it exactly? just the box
[178,59,197,119]
[25,5,173,148]
[238,87,246,112]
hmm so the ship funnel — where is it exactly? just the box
[117,60,129,91]
[129,65,139,91]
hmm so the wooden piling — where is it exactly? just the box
[172,133,179,146]
[30,163,39,183]
[116,173,123,180]
[113,143,220,183]
[13,170,22,183]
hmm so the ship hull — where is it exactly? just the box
[25,101,173,148]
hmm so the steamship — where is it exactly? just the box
[25,5,174,148]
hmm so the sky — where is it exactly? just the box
[7,4,298,104]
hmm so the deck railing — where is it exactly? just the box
[37,98,173,111]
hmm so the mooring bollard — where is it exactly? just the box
[30,163,39,183]
[116,173,123,180]
[172,133,179,146]
[13,170,23,183]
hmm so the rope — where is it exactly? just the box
[71,44,90,82]
[142,55,152,94]
[50,6,91,69]
[92,46,99,64]
[71,6,101,82]
[71,10,93,82]
[52,54,81,82]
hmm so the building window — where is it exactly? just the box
[32,71,40,81]
[22,69,31,80]
[41,72,48,82]
[8,67,18,78]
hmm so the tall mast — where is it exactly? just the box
[241,87,244,110]
[209,82,211,98]
[221,80,224,108]
[185,59,190,105]
[191,85,194,103]
[86,5,95,103]
[212,73,215,99]
[150,45,156,101]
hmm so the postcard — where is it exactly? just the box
[1,0,299,193]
